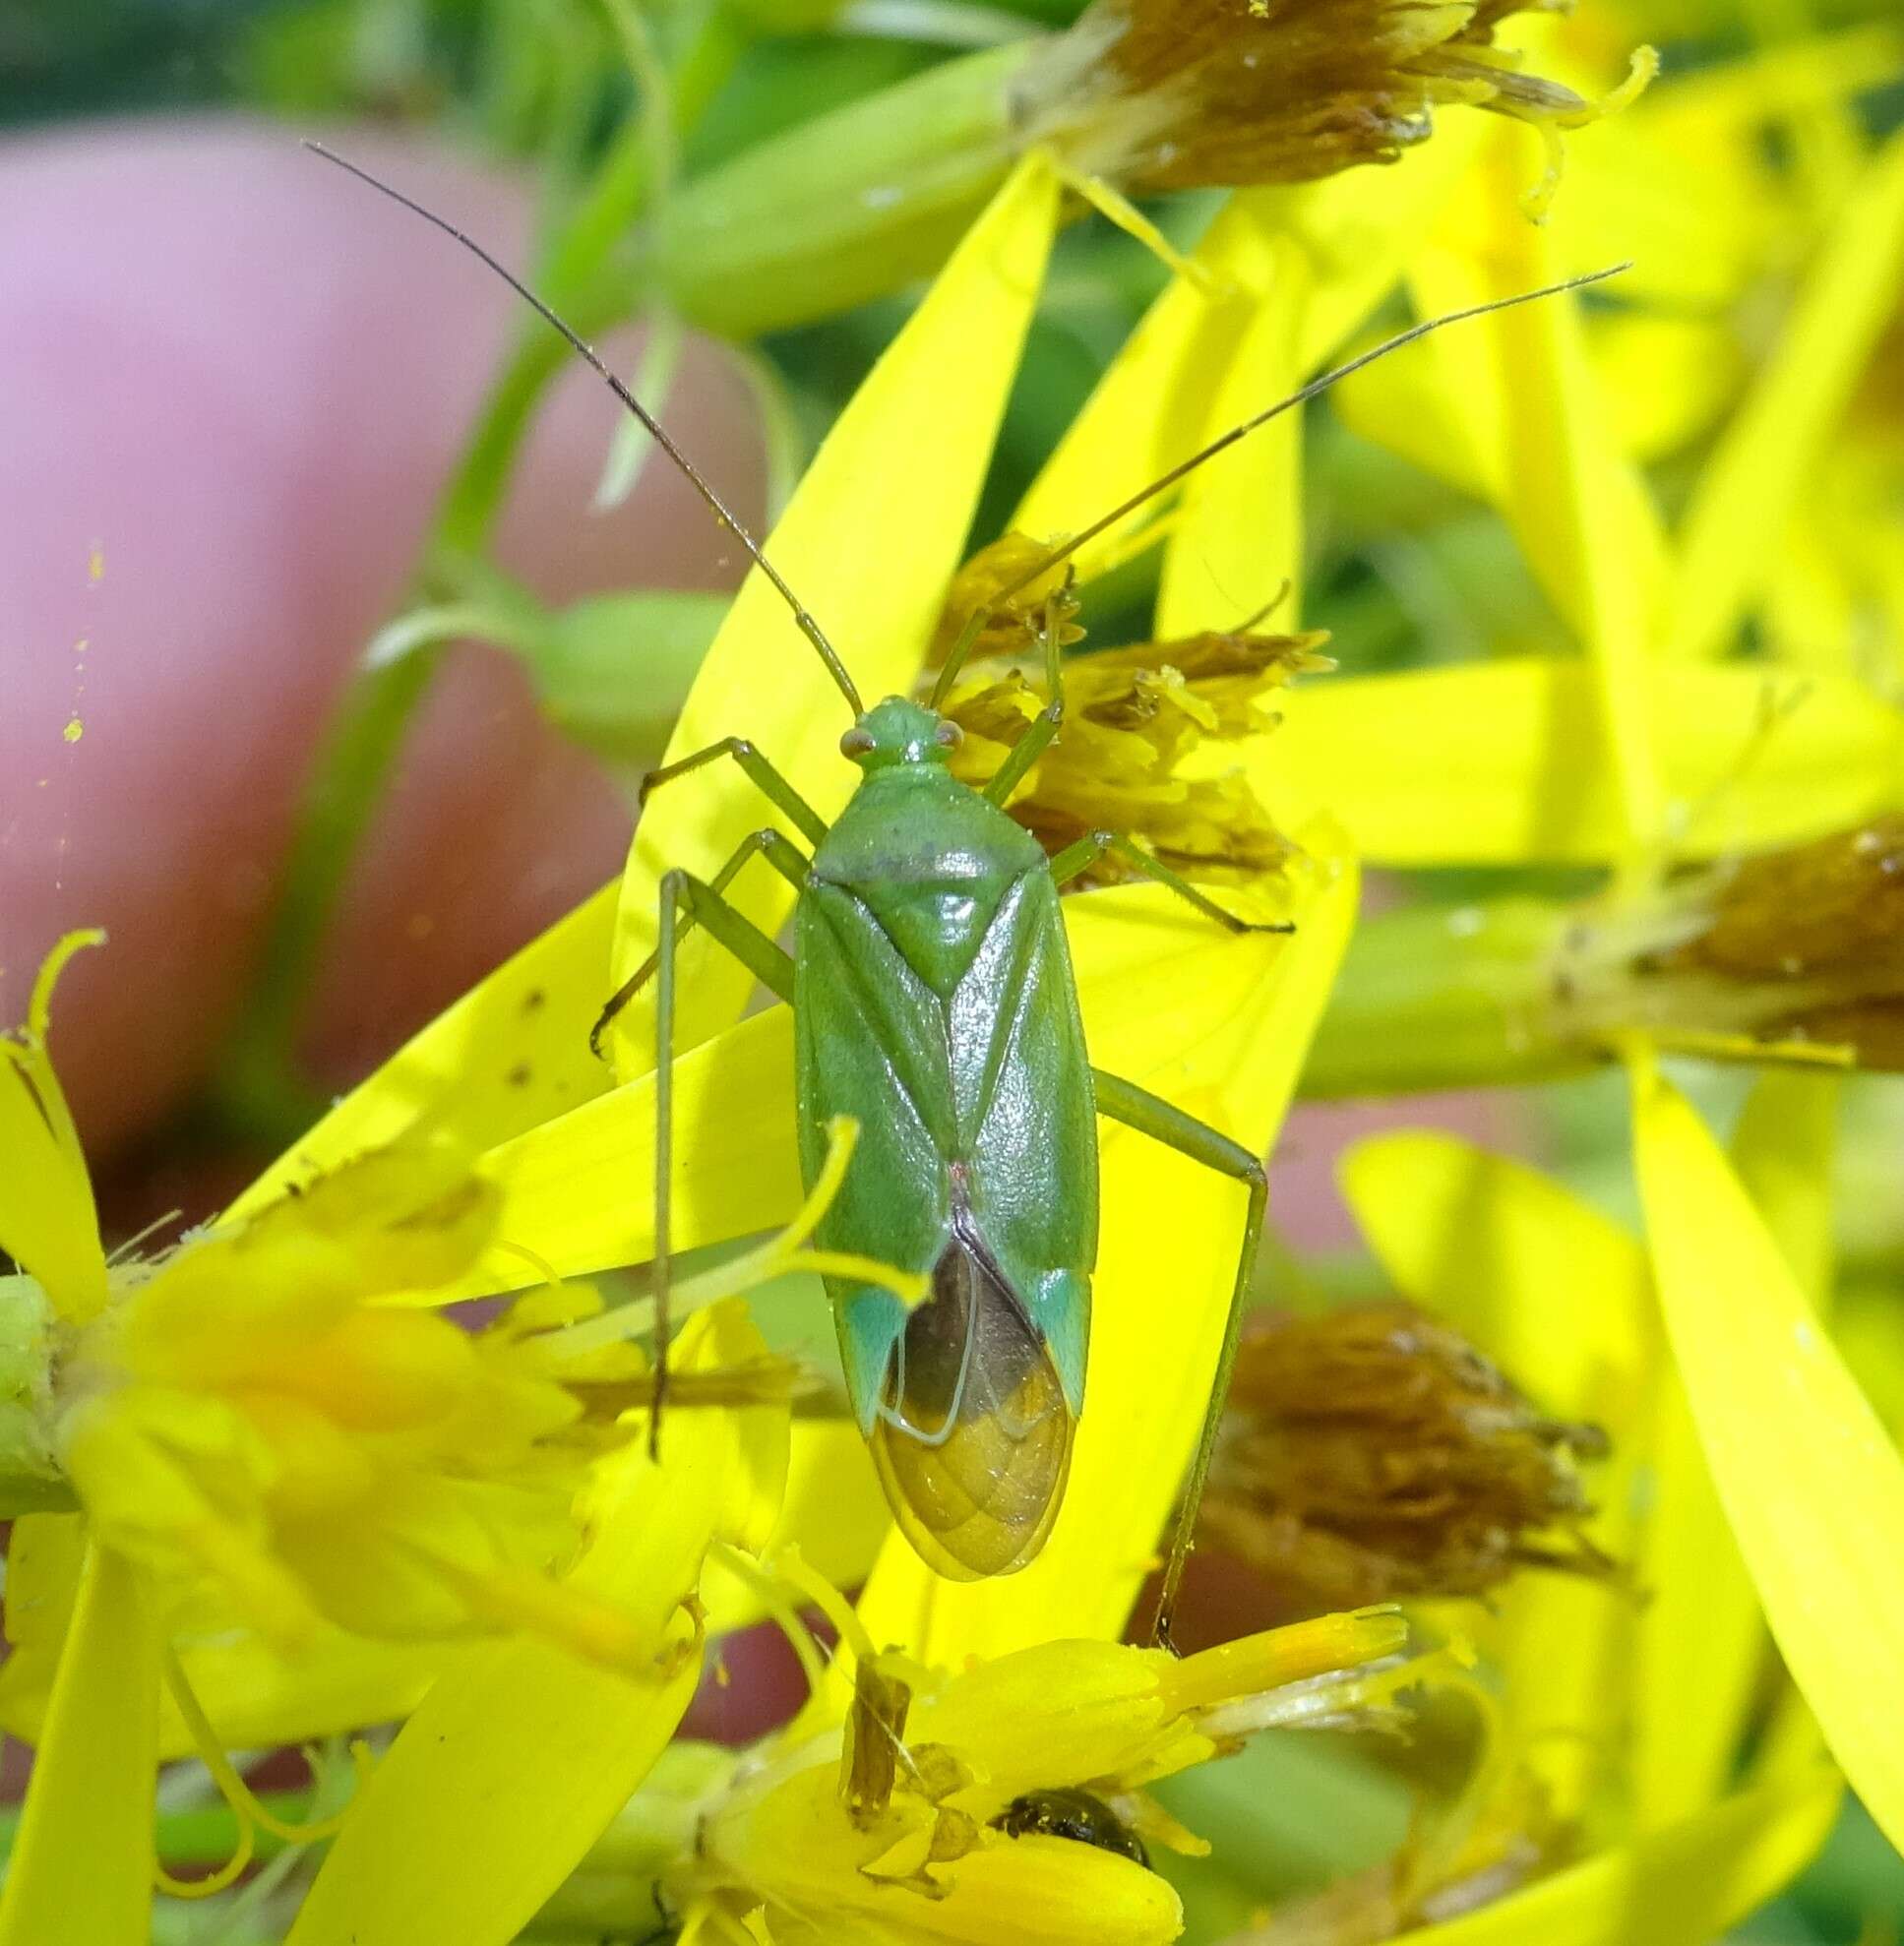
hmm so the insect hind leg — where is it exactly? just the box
[635,844,804,1458]
[1091,1067,1267,1654]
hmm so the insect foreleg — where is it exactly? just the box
[589,827,807,1057]
[640,736,830,847]
[1091,1068,1267,1654]
[648,858,802,1455]
[1051,830,1294,937]
[982,583,1075,808]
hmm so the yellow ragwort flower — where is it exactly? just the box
[651,1609,1418,1943]
[930,533,1330,892]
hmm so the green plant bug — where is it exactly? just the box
[307,141,1621,1645]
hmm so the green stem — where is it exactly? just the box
[647,41,1027,338]
[214,646,443,1142]
[1303,896,1583,1098]
[0,1793,315,1871]
[211,18,750,1148]
[428,334,577,566]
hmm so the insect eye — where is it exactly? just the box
[934,720,962,750]
[840,726,876,759]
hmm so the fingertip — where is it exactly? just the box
[0,117,761,1161]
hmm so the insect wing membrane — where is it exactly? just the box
[870,1223,1074,1580]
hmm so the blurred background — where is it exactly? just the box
[3,0,1903,1939]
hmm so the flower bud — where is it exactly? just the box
[1016,0,1605,196]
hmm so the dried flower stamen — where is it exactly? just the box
[1198,1302,1614,1612]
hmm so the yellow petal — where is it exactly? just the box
[1330,337,1494,502]
[1391,1767,1840,1946]
[704,1418,889,1636]
[0,1513,85,1749]
[601,156,1058,1075]
[1629,1050,1904,1853]
[1338,1130,1648,1408]
[1666,1065,1837,1805]
[1636,1053,1831,1835]
[0,1598,449,1763]
[710,1765,1180,1946]
[1729,1066,1841,1307]
[1407,137,1667,863]
[0,1544,159,1946]
[285,1302,778,1946]
[1664,126,1904,662]
[1632,1360,1760,1830]
[1637,1064,1842,1828]
[0,931,107,1320]
[1013,125,1484,579]
[431,1008,798,1306]
[1153,231,1307,640]
[164,1631,445,1759]
[1590,312,1744,462]
[1259,656,1904,866]
[1338,1131,1646,1818]
[1010,196,1269,583]
[0,1512,83,1663]
[858,818,1359,1661]
[230,882,619,1222]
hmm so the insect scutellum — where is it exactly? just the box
[309,139,1628,1642]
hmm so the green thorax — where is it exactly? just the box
[813,697,1045,1000]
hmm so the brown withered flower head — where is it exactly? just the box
[1197,1302,1614,1615]
[1556,816,1904,1069]
[929,532,1329,893]
[1013,0,1640,200]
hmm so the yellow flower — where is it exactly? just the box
[650,1610,1418,1943]
[930,533,1331,891]
[0,933,827,1943]
[0,938,780,1682]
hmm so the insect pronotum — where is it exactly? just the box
[308,140,1621,1645]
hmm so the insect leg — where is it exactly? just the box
[982,584,1074,807]
[639,737,830,847]
[1091,1067,1266,1654]
[1050,830,1294,937]
[590,827,808,1056]
[640,846,802,1460]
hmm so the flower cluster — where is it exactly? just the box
[931,531,1330,889]
[1015,0,1641,199]
[7,2,1903,1942]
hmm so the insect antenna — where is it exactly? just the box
[931,261,1633,706]
[303,140,864,718]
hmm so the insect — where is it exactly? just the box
[994,1788,1150,1867]
[308,141,1619,1645]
